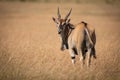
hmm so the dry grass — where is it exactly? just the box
[0,2,120,80]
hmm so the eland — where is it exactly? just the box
[52,8,96,67]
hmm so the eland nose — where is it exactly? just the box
[58,31,61,34]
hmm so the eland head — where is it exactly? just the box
[52,7,72,34]
[52,8,72,50]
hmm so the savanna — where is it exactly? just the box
[0,1,120,80]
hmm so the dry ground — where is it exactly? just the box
[0,2,120,80]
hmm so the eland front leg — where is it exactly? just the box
[69,49,76,64]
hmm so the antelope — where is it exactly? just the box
[52,8,96,67]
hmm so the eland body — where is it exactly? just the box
[52,8,96,67]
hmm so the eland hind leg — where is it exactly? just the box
[87,48,92,67]
[92,47,96,59]
[77,47,85,67]
[87,47,96,67]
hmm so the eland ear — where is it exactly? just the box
[52,17,56,22]
[52,17,58,24]
[67,19,71,23]
[66,19,71,24]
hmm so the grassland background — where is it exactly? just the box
[0,1,120,80]
[0,0,120,4]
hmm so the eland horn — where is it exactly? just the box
[65,8,72,20]
[57,7,61,19]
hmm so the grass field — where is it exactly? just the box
[0,2,120,80]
